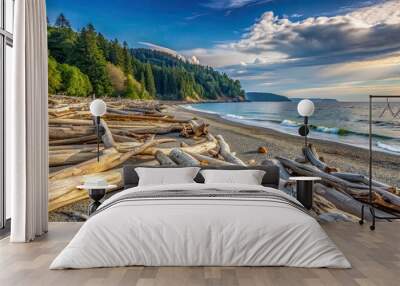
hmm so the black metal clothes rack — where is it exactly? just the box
[359,95,400,230]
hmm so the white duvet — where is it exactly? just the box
[50,183,351,269]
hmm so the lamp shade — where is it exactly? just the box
[297,99,315,117]
[90,99,107,117]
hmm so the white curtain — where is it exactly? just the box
[9,0,49,242]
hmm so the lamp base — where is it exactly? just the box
[298,116,310,148]
[87,188,106,215]
[298,125,309,136]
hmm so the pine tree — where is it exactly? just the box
[109,39,124,67]
[48,23,77,63]
[70,24,113,96]
[122,41,133,75]
[162,67,169,95]
[144,63,156,98]
[140,72,146,98]
[97,33,110,60]
[55,13,71,28]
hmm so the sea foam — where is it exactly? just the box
[280,119,301,127]
[224,114,246,120]
[377,141,400,153]
[181,105,219,115]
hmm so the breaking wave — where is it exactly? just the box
[376,141,400,153]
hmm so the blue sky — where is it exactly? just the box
[47,0,400,101]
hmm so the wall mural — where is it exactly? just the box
[47,0,400,222]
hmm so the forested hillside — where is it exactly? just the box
[47,14,245,101]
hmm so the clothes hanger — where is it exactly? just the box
[379,98,400,119]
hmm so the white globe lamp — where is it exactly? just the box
[297,99,315,117]
[297,99,315,148]
[90,99,107,117]
[90,99,107,162]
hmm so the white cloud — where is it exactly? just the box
[139,42,203,66]
[185,13,208,21]
[180,47,255,67]
[138,42,186,61]
[235,54,400,101]
[285,81,400,101]
[189,55,200,65]
[231,0,400,64]
[187,1,400,68]
[319,53,400,81]
[290,13,303,18]
[203,0,272,10]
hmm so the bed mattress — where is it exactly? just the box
[50,183,351,269]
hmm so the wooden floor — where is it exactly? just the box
[0,222,399,286]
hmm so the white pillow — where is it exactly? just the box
[136,167,200,186]
[200,169,265,185]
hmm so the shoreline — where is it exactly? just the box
[179,103,400,156]
[169,105,400,188]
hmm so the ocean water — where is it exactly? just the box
[182,101,400,155]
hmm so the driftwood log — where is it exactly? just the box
[49,144,101,151]
[313,194,357,222]
[155,150,177,166]
[313,183,395,221]
[99,119,117,148]
[261,159,291,181]
[49,134,98,146]
[49,126,95,140]
[49,168,123,211]
[216,135,246,166]
[50,138,167,180]
[169,148,200,166]
[261,159,293,195]
[143,134,218,156]
[181,120,208,138]
[332,172,396,193]
[187,152,235,166]
[277,156,400,215]
[303,144,337,173]
[50,149,98,167]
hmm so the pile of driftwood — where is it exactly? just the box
[49,95,229,212]
[49,95,400,222]
[268,145,400,222]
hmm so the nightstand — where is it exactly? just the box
[289,177,321,210]
[77,184,117,215]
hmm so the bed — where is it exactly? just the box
[50,165,351,269]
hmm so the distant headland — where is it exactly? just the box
[245,92,290,102]
[246,92,339,103]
